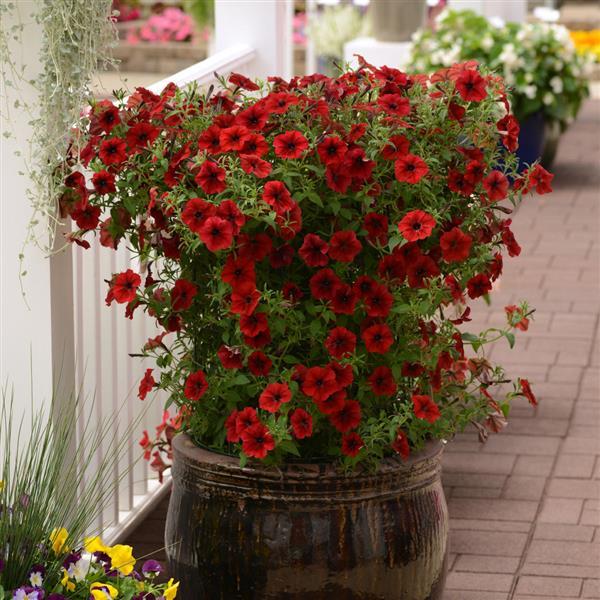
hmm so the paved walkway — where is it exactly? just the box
[443,100,600,599]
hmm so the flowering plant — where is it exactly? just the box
[126,8,195,44]
[409,9,593,131]
[570,29,600,62]
[0,529,177,600]
[61,61,552,468]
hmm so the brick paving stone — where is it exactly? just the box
[521,563,600,579]
[443,592,509,600]
[515,575,582,597]
[443,452,516,474]
[448,498,539,522]
[449,530,528,556]
[526,540,600,566]
[453,555,521,574]
[446,572,513,592]
[503,475,547,501]
[539,498,584,524]
[554,453,596,478]
[450,518,531,533]
[513,455,555,477]
[582,579,600,598]
[533,523,596,542]
[548,478,600,499]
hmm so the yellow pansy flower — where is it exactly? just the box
[84,535,108,554]
[90,582,118,600]
[50,527,69,554]
[61,568,76,592]
[106,543,136,576]
[164,578,180,600]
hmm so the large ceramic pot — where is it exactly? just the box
[516,111,546,172]
[369,0,427,43]
[165,433,448,600]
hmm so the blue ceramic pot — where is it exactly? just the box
[516,111,546,171]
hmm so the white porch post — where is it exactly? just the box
[214,0,294,80]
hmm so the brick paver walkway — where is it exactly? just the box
[443,100,600,599]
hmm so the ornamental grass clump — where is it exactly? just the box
[61,61,552,468]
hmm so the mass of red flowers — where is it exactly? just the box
[62,60,551,467]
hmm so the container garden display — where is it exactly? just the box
[409,9,594,169]
[62,61,552,599]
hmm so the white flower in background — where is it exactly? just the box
[431,50,447,65]
[543,92,554,105]
[435,8,451,24]
[411,30,423,43]
[68,555,92,582]
[441,32,454,45]
[550,76,563,94]
[481,35,494,51]
[489,16,505,29]
[29,570,43,587]
[552,24,571,45]
[524,85,537,99]
[525,72,534,83]
[499,44,523,69]
[553,59,563,70]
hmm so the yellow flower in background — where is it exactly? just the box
[90,582,118,600]
[84,535,108,554]
[164,578,180,600]
[60,568,76,592]
[50,527,69,554]
[570,30,600,61]
[106,543,136,576]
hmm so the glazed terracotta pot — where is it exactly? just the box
[166,433,448,600]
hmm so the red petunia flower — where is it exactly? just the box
[273,130,309,159]
[329,361,354,390]
[239,311,269,338]
[282,282,303,303]
[181,198,216,234]
[502,226,521,257]
[363,213,389,245]
[236,104,268,131]
[184,369,209,401]
[330,399,361,433]
[240,154,272,178]
[456,69,487,102]
[381,134,410,160]
[235,406,259,436]
[343,148,375,181]
[229,72,260,91]
[402,362,425,377]
[325,163,351,193]
[265,91,299,114]
[362,323,394,354]
[72,202,101,231]
[497,114,520,152]
[447,169,475,197]
[299,233,329,267]
[331,284,358,315]
[325,327,357,359]
[505,305,530,331]
[440,227,473,263]
[529,164,554,195]
[97,105,121,133]
[483,170,509,201]
[353,275,377,299]
[275,200,302,241]
[329,230,362,263]
[365,283,393,318]
[198,216,234,252]
[467,273,492,299]
[303,366,337,402]
[392,429,410,459]
[171,278,197,311]
[290,408,313,439]
[138,368,155,400]
[216,199,245,235]
[367,366,397,396]
[241,423,275,459]
[315,389,346,415]
[407,255,440,288]
[317,135,347,165]
[447,102,466,124]
[247,351,272,377]
[259,382,292,413]
[221,254,256,289]
[269,244,295,269]
[262,180,294,214]
[398,210,436,242]
[99,138,127,165]
[394,154,429,184]
[230,281,260,315]
[198,125,222,154]
[241,133,269,157]
[309,268,341,301]
[378,93,410,116]
[110,269,141,304]
[244,329,271,349]
[220,125,251,152]
[92,170,116,195]
[520,378,538,406]
[195,161,227,195]
[126,122,160,151]
[341,432,364,457]
[412,394,441,423]
[225,410,240,442]
[237,232,273,262]
[465,160,485,183]
[378,255,407,283]
[217,345,244,369]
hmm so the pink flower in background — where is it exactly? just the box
[127,7,195,44]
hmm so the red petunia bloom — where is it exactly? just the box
[365,283,393,318]
[275,200,302,241]
[247,351,272,377]
[217,345,244,369]
[315,389,346,415]
[325,327,357,359]
[235,406,259,436]
[259,382,292,413]
[290,408,313,439]
[138,368,155,400]
[237,232,273,262]
[447,169,475,197]
[467,273,492,299]
[465,160,486,183]
[303,366,337,402]
[239,311,269,338]
[520,378,537,406]
[317,135,347,165]
[502,226,521,257]
[341,432,364,457]
[198,216,234,252]
[299,233,329,267]
[195,161,227,195]
[230,282,260,315]
[391,429,410,459]
[99,137,127,165]
[269,244,295,269]
[407,255,440,288]
[398,210,436,242]
[343,148,375,181]
[497,114,520,152]
[367,366,397,396]
[262,180,294,214]
[236,104,268,131]
[282,282,303,303]
[220,125,251,152]
[325,163,351,193]
[456,69,487,102]
[329,361,354,390]
[362,323,394,354]
[447,102,466,124]
[110,269,141,304]
[216,199,245,235]
[97,105,121,133]
[331,284,358,315]
[440,227,473,263]
[181,198,216,234]
[353,275,377,299]
[72,202,101,231]
[381,134,410,160]
[505,305,530,331]
[265,92,299,114]
[378,255,406,283]
[329,230,362,263]
[241,133,269,157]
[330,399,361,432]
[126,122,160,151]
[378,93,410,116]
[309,268,341,301]
[184,369,209,401]
[229,72,260,91]
[225,410,240,442]
[529,164,554,195]
[483,170,509,201]
[273,130,309,159]
[241,423,275,459]
[92,170,116,195]
[198,125,222,154]
[363,213,389,245]
[240,154,272,178]
[221,255,256,289]
[394,154,429,184]
[171,278,197,311]
[412,394,441,423]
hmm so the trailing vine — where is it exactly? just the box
[0,0,117,259]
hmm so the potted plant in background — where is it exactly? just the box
[409,9,594,168]
[61,61,552,599]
